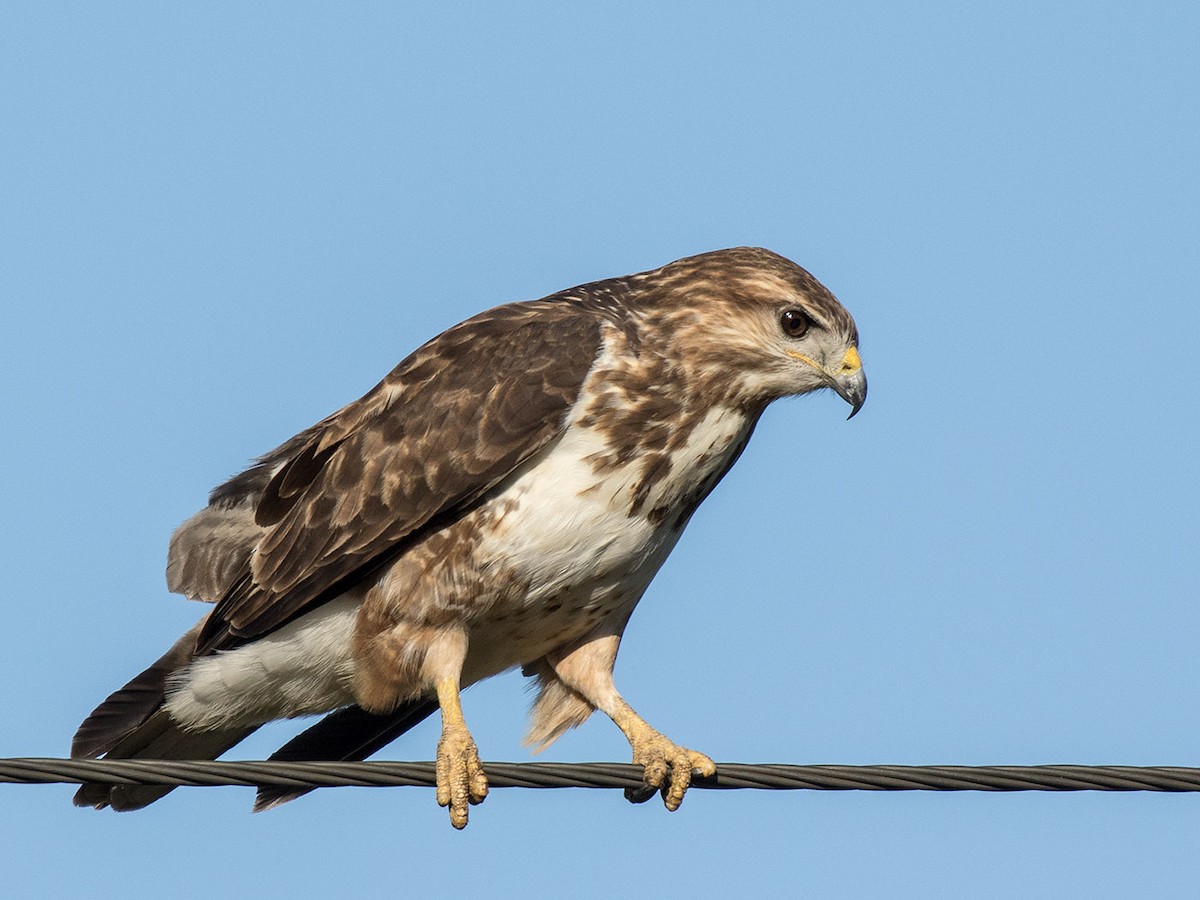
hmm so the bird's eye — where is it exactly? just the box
[780,309,810,338]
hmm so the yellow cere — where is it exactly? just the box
[841,346,862,372]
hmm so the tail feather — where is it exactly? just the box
[71,619,259,811]
[71,624,201,759]
[73,710,257,810]
[253,699,438,811]
[73,619,437,813]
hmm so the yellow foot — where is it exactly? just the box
[435,726,488,829]
[626,730,716,811]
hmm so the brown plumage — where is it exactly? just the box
[198,304,601,654]
[73,247,866,827]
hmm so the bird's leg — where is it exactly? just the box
[354,617,488,828]
[604,697,716,809]
[433,674,488,829]
[547,630,715,811]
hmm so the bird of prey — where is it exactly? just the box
[72,247,866,828]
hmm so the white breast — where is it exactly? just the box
[477,402,755,603]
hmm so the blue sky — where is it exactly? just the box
[2,2,1198,897]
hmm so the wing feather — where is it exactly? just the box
[196,302,602,654]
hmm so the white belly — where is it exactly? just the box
[457,404,755,676]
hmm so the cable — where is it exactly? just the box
[4,758,1200,793]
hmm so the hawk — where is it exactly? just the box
[72,247,866,828]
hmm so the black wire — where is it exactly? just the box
[5,758,1200,793]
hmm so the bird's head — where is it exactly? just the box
[647,247,867,417]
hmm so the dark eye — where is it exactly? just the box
[780,309,810,338]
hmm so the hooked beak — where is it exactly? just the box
[830,346,867,419]
[789,346,868,419]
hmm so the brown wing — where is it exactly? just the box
[166,504,260,602]
[166,423,332,603]
[196,300,603,654]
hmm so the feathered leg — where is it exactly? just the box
[541,616,715,811]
